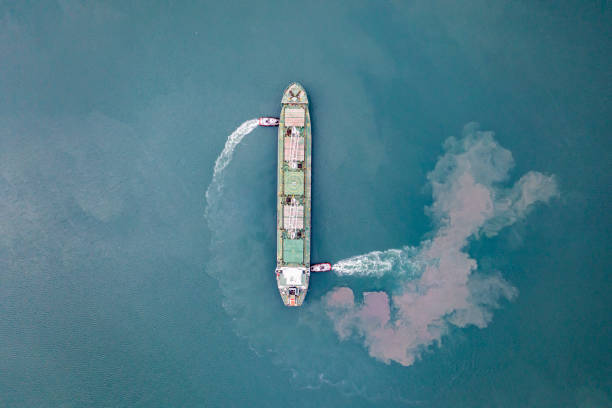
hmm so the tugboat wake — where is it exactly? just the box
[204,118,258,220]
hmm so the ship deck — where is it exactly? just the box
[276,117,311,267]
[276,83,311,306]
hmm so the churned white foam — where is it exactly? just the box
[205,119,258,218]
[212,119,259,176]
[333,248,419,277]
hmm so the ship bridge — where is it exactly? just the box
[276,267,307,287]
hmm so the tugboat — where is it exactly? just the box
[310,263,332,272]
[275,83,311,307]
[258,117,279,127]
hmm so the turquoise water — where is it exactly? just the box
[1,1,611,407]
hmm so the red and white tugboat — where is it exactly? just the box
[310,262,332,272]
[258,117,280,127]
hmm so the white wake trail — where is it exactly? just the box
[333,248,420,277]
[205,119,259,218]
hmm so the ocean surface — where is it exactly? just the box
[1,1,611,407]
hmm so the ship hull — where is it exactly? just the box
[275,83,311,307]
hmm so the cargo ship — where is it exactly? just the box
[275,83,311,307]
